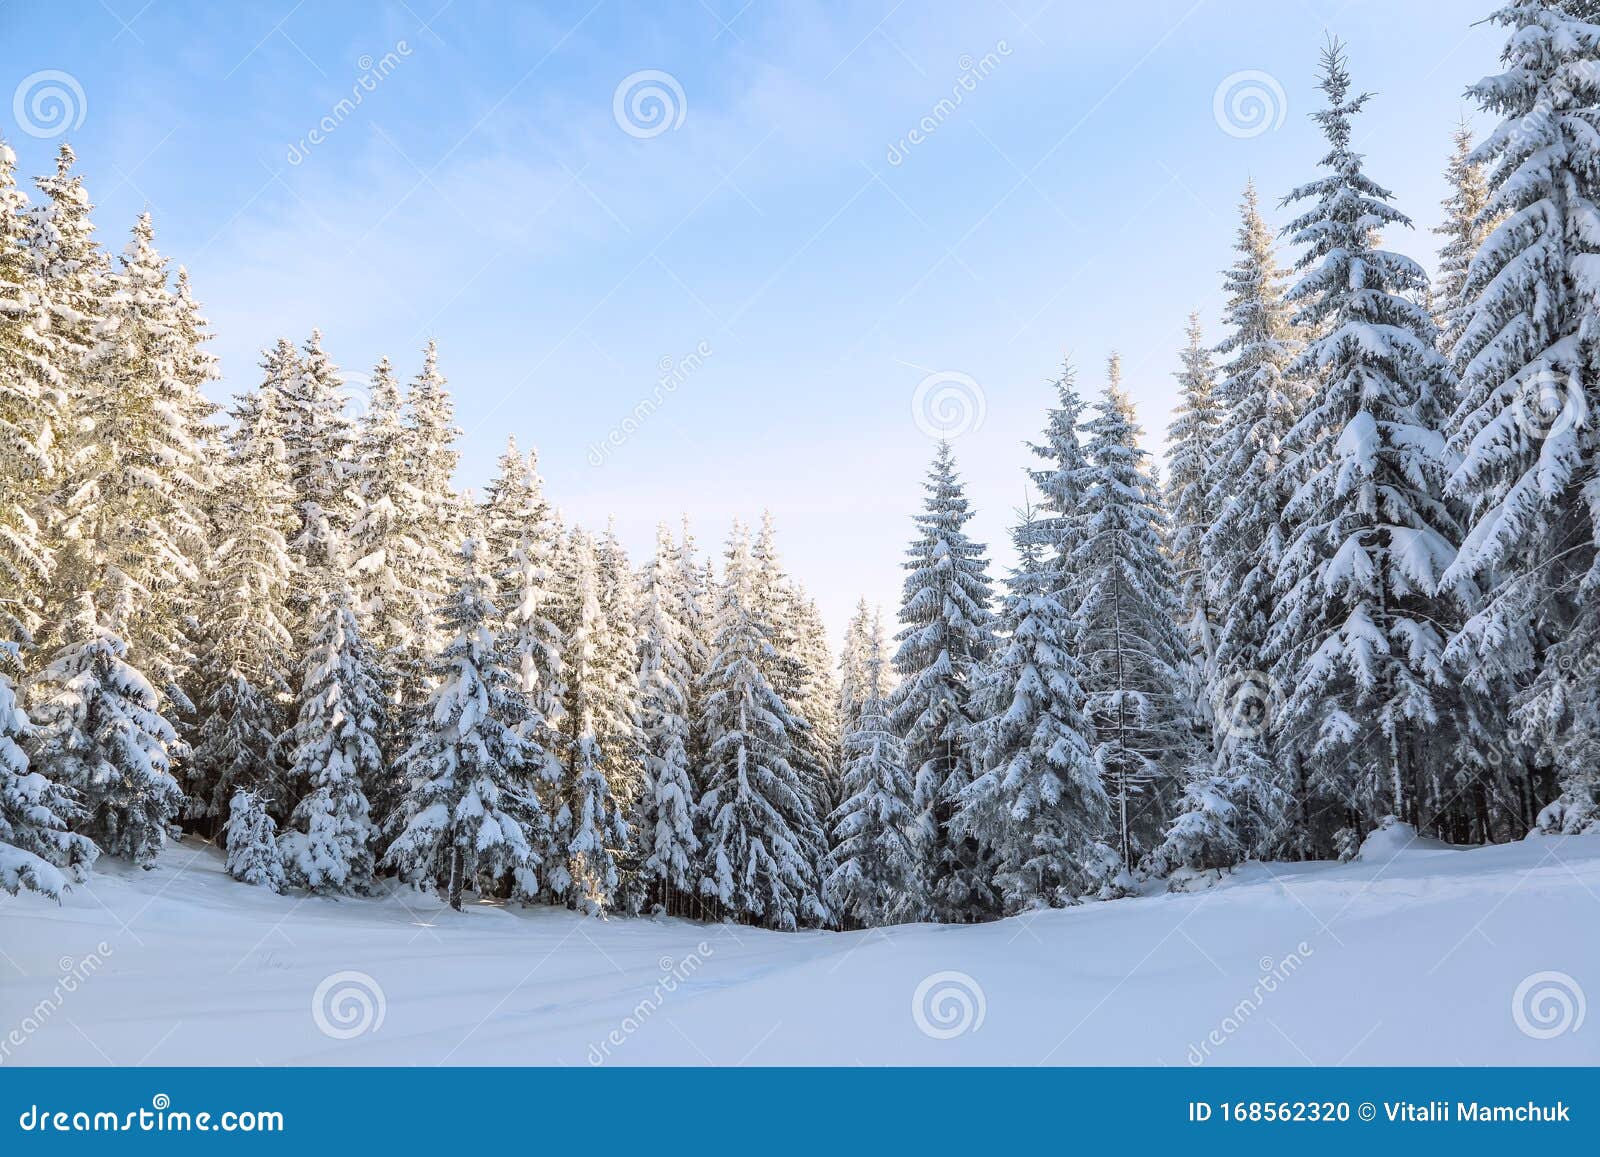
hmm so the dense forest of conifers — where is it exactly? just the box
[2,3,1597,930]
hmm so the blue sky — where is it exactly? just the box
[3,0,1496,638]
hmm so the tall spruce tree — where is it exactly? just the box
[1443,0,1600,832]
[278,330,355,646]
[1069,358,1190,882]
[890,441,996,922]
[1433,120,1497,359]
[58,214,209,705]
[1270,42,1465,847]
[635,523,700,914]
[278,569,385,894]
[958,507,1107,910]
[823,628,917,928]
[29,594,183,866]
[549,528,628,913]
[1203,181,1308,860]
[697,522,827,929]
[189,380,295,822]
[385,540,544,910]
[1,645,96,897]
[1165,313,1224,716]
[347,357,422,688]
[0,139,63,649]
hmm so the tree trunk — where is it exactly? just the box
[448,846,464,912]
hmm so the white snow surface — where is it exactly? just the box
[4,829,1597,1066]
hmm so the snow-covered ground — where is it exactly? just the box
[4,827,1597,1066]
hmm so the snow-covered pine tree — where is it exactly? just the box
[672,516,712,771]
[224,788,285,892]
[594,522,644,812]
[1027,357,1093,600]
[0,645,97,897]
[278,564,385,894]
[1270,41,1465,845]
[481,437,565,890]
[402,340,463,655]
[347,358,422,688]
[958,506,1108,910]
[749,514,832,866]
[837,599,877,731]
[822,630,917,928]
[1202,180,1308,860]
[28,594,184,866]
[890,441,996,922]
[54,214,209,708]
[793,594,843,826]
[1069,357,1191,883]
[634,523,700,915]
[277,330,355,646]
[385,539,545,910]
[548,528,628,913]
[697,521,827,929]
[0,139,63,649]
[1443,0,1600,832]
[1433,120,1497,360]
[1165,313,1223,700]
[188,378,296,823]
[25,144,105,379]
[482,437,564,729]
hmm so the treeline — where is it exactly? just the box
[3,2,1598,931]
